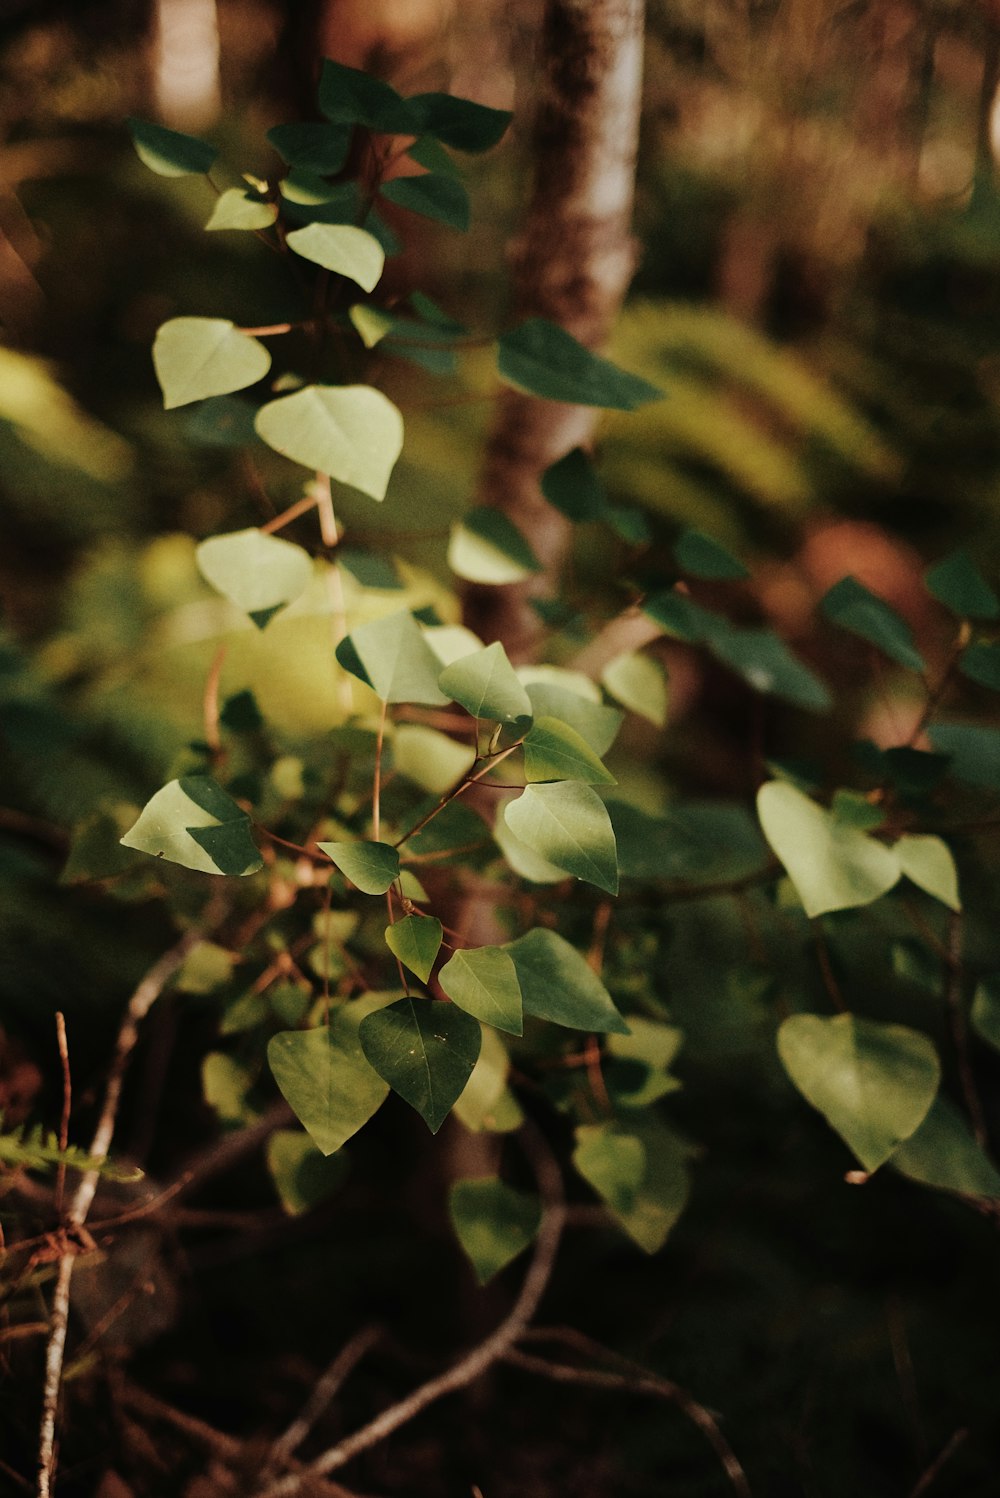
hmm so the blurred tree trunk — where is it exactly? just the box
[463,0,645,657]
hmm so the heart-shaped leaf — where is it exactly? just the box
[406,93,512,152]
[336,610,451,705]
[448,1178,540,1285]
[448,508,541,584]
[128,117,216,176]
[573,1125,646,1215]
[895,834,960,911]
[600,652,669,727]
[286,224,385,291]
[359,997,481,1132]
[504,927,629,1035]
[196,528,313,628]
[438,946,523,1035]
[503,783,618,894]
[153,318,271,410]
[268,1003,390,1155]
[891,1097,1000,1200]
[255,384,403,501]
[757,780,899,918]
[265,1129,350,1215]
[777,1012,940,1171]
[438,642,532,724]
[384,915,442,982]
[205,189,277,232]
[267,121,352,174]
[381,173,470,231]
[121,776,262,876]
[319,840,400,894]
[522,717,616,784]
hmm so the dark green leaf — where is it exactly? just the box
[504,927,629,1034]
[971,975,1000,1052]
[928,722,1000,790]
[497,319,663,410]
[266,1129,350,1215]
[128,117,216,177]
[925,549,1000,621]
[359,997,481,1132]
[381,173,470,231]
[318,58,417,132]
[891,1097,1000,1200]
[821,576,925,671]
[960,641,1000,690]
[267,121,352,174]
[406,93,512,152]
[674,528,749,580]
[708,625,832,710]
[449,1179,539,1286]
[540,448,607,521]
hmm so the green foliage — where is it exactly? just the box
[359,997,482,1132]
[153,319,271,409]
[438,946,523,1034]
[121,776,262,876]
[503,783,619,894]
[196,529,313,628]
[498,319,663,409]
[268,1003,390,1155]
[254,386,404,500]
[448,1177,540,1283]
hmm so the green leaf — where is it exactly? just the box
[503,783,618,893]
[449,1178,539,1284]
[971,976,1000,1052]
[757,780,899,918]
[266,1129,350,1215]
[600,652,668,727]
[448,508,541,584]
[202,1052,255,1125]
[128,116,216,176]
[438,946,523,1035]
[540,447,607,521]
[522,716,616,785]
[777,1013,940,1171]
[830,789,886,830]
[335,609,450,705]
[359,997,481,1132]
[522,681,622,756]
[674,528,749,580]
[928,722,1000,790]
[121,775,262,876]
[643,590,721,643]
[504,927,629,1034]
[452,1028,521,1134]
[267,121,351,174]
[821,576,925,672]
[497,319,663,410]
[895,834,960,911]
[268,1003,390,1154]
[286,223,385,291]
[438,642,532,724]
[891,1097,1000,1200]
[925,549,1000,621]
[174,941,235,995]
[153,318,271,410]
[255,385,404,501]
[407,134,463,176]
[574,1125,646,1215]
[406,93,512,152]
[279,169,347,207]
[384,915,442,982]
[318,58,417,132]
[494,808,570,884]
[204,188,277,231]
[196,528,313,628]
[707,625,832,711]
[381,173,470,231]
[393,725,476,795]
[959,641,1000,690]
[319,839,400,895]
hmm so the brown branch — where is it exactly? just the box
[35,915,221,1497]
[510,1327,752,1498]
[255,1125,565,1497]
[53,1014,71,1222]
[262,1326,382,1477]
[907,1427,969,1498]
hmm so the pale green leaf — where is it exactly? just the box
[268,999,391,1154]
[385,915,442,982]
[153,318,271,410]
[196,527,313,628]
[757,780,899,918]
[574,1126,646,1215]
[255,384,404,501]
[504,927,629,1035]
[121,776,262,876]
[522,717,616,785]
[393,724,476,794]
[891,1097,1000,1200]
[174,941,235,995]
[600,652,668,727]
[522,680,623,756]
[319,839,400,895]
[335,610,451,705]
[438,642,532,724]
[493,808,570,884]
[359,997,481,1132]
[503,783,618,894]
[205,188,277,231]
[895,834,960,911]
[448,508,541,584]
[438,946,523,1035]
[453,1027,520,1133]
[777,1013,940,1171]
[286,223,385,291]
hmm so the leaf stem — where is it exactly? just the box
[393,742,523,849]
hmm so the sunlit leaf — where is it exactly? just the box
[255,385,404,501]
[336,610,450,705]
[438,946,523,1035]
[448,508,541,584]
[504,783,618,893]
[522,717,616,784]
[205,188,277,231]
[384,915,442,982]
[600,652,668,726]
[153,318,271,410]
[757,780,899,918]
[895,834,960,911]
[121,776,262,876]
[196,528,313,628]
[286,223,385,291]
[438,642,532,724]
[777,1013,940,1171]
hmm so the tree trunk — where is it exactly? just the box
[463,0,645,657]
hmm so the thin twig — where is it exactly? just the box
[203,645,227,763]
[35,921,216,1498]
[393,743,522,849]
[53,1015,71,1222]
[510,1327,752,1498]
[260,493,320,535]
[811,920,846,1013]
[255,1124,565,1496]
[263,1326,382,1476]
[906,1427,969,1498]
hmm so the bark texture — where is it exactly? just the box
[463,0,645,656]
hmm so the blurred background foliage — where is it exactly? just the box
[4,2,1000,1495]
